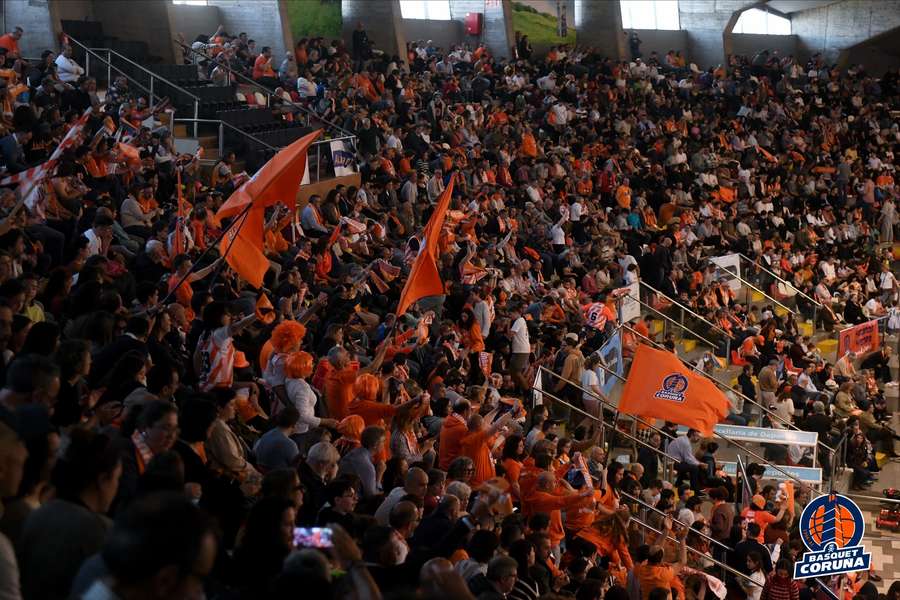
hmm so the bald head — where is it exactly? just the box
[420,557,454,585]
[404,467,429,498]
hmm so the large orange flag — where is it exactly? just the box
[215,129,322,222]
[220,206,268,288]
[396,174,456,316]
[617,344,730,436]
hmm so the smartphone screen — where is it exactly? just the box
[293,527,333,548]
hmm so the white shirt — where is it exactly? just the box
[510,316,530,354]
[581,369,600,404]
[84,228,103,256]
[570,201,583,222]
[55,54,85,83]
[550,222,566,245]
[297,77,317,97]
[284,377,321,435]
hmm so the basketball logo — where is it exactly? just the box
[654,373,688,403]
[794,493,870,579]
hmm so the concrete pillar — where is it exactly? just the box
[574,0,626,61]
[342,0,407,61]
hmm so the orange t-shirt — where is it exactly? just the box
[347,398,397,426]
[564,489,602,533]
[634,563,684,600]
[502,458,522,499]
[167,274,195,322]
[0,34,19,56]
[438,414,468,470]
[616,185,632,209]
[460,429,494,486]
[740,507,778,542]
[523,489,585,546]
[324,363,359,419]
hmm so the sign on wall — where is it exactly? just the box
[710,254,742,292]
[837,319,880,357]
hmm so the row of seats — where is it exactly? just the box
[148,64,200,87]
[217,108,278,132]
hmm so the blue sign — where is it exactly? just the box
[719,462,822,484]
[597,331,623,396]
[676,424,818,447]
[793,493,871,579]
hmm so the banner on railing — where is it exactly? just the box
[596,331,623,396]
[838,319,880,357]
[710,253,742,291]
[330,140,357,177]
[615,280,641,323]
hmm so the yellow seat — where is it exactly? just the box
[775,306,788,317]
[799,321,814,337]
[682,339,697,352]
[817,338,838,354]
[751,291,764,302]
[651,320,664,334]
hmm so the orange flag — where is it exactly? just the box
[758,146,777,163]
[215,129,322,223]
[255,293,276,324]
[220,206,268,288]
[396,174,456,316]
[617,345,730,436]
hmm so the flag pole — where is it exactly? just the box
[157,200,255,306]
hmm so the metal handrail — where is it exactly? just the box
[626,293,720,348]
[639,281,732,338]
[65,34,200,136]
[739,253,822,308]
[618,489,733,552]
[172,38,355,139]
[63,35,161,102]
[627,515,764,588]
[173,117,278,153]
[90,46,201,102]
[538,366,675,441]
[532,386,676,467]
[535,385,807,572]
[619,323,836,457]
[708,260,796,315]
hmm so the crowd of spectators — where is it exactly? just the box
[0,16,898,600]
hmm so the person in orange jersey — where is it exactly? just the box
[438,399,472,470]
[523,472,593,554]
[460,405,517,487]
[322,341,388,420]
[633,518,687,600]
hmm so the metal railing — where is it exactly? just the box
[618,488,732,552]
[739,253,822,308]
[172,117,277,158]
[532,385,678,478]
[638,281,732,339]
[65,34,201,137]
[625,293,720,350]
[172,39,355,139]
[626,513,764,588]
[708,260,796,316]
